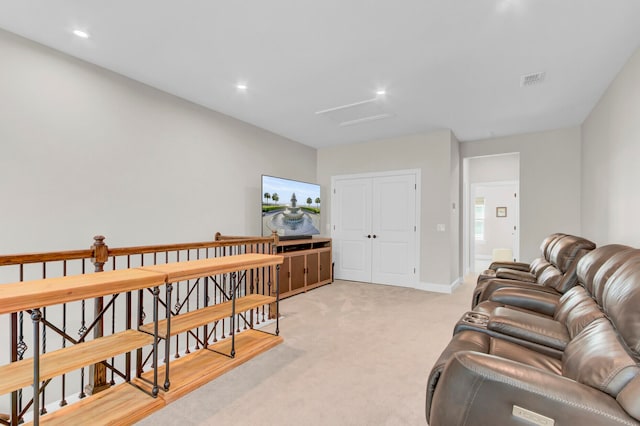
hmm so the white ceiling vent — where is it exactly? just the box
[520,71,546,87]
[316,97,395,127]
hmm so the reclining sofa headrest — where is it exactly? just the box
[576,244,635,296]
[550,235,596,274]
[541,232,566,259]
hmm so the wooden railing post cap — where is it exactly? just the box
[91,235,109,266]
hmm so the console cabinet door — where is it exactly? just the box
[306,252,319,287]
[319,249,332,282]
[278,256,291,295]
[290,254,305,292]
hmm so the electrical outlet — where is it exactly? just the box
[437,224,446,232]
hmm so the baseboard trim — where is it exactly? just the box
[414,277,463,294]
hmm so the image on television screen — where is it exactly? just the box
[262,175,321,238]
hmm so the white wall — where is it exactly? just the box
[461,127,582,262]
[0,29,317,253]
[581,47,640,246]
[317,130,460,288]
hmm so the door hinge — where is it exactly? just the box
[414,225,416,232]
[413,267,416,273]
[334,188,336,194]
[415,184,417,190]
[514,192,517,198]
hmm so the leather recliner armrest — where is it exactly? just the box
[487,307,570,350]
[488,287,560,316]
[474,279,560,307]
[428,351,639,426]
[495,268,537,282]
[488,261,530,272]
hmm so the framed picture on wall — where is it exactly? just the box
[496,206,507,218]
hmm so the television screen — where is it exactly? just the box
[262,175,321,239]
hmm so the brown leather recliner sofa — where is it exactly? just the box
[476,232,566,284]
[472,234,596,308]
[425,244,640,425]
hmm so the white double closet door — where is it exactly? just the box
[332,170,418,287]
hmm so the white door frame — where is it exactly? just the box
[462,154,520,275]
[331,168,421,285]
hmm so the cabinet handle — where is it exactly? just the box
[366,234,371,238]
[372,234,377,238]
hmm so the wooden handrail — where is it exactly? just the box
[108,237,275,256]
[0,249,93,266]
[0,234,277,268]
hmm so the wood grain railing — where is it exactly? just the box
[0,233,279,426]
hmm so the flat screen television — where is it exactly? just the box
[262,175,321,240]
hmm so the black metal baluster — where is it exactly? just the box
[164,283,173,391]
[151,286,160,397]
[174,251,180,360]
[126,255,132,381]
[31,309,42,426]
[275,264,280,336]
[60,262,68,407]
[79,260,86,399]
[230,272,236,358]
[185,250,191,355]
[195,249,201,350]
[40,263,47,415]
[137,254,145,377]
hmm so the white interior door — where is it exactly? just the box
[371,174,417,285]
[470,181,519,272]
[332,171,418,287]
[332,178,372,282]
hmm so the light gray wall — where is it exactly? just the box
[581,47,640,246]
[461,127,582,262]
[0,29,316,253]
[468,153,519,183]
[317,130,460,286]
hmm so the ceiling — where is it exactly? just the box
[1,1,640,149]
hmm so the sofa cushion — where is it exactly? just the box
[563,318,640,397]
[601,257,640,354]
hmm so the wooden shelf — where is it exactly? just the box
[138,253,283,282]
[138,294,275,338]
[134,329,283,403]
[23,382,163,426]
[0,330,154,396]
[0,269,167,315]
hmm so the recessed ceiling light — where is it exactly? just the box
[236,83,248,90]
[376,89,386,96]
[73,29,90,39]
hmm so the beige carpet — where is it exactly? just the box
[137,279,475,426]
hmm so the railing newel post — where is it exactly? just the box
[86,235,110,396]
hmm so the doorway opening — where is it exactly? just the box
[463,153,520,275]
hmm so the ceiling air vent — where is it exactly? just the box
[315,97,394,127]
[520,71,546,87]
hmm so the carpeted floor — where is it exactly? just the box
[137,279,475,426]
